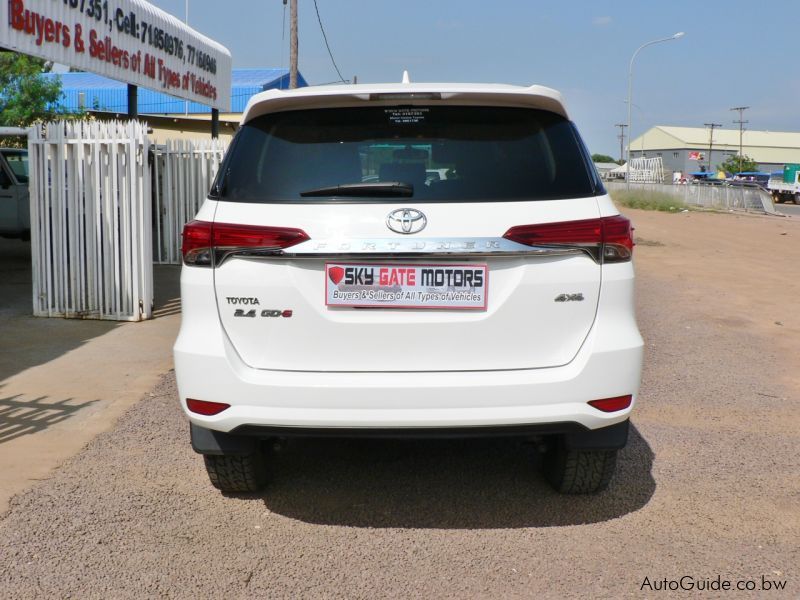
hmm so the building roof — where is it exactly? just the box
[46,68,308,114]
[593,162,620,170]
[629,126,800,164]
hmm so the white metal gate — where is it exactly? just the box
[153,139,227,265]
[28,120,153,321]
[606,181,779,214]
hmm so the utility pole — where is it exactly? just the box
[615,123,628,163]
[730,106,749,173]
[704,123,722,173]
[289,0,298,89]
[184,0,189,115]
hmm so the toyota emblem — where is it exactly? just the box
[386,208,427,234]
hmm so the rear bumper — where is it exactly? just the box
[174,262,643,433]
[191,419,630,454]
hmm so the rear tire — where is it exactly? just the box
[543,440,617,494]
[203,450,267,493]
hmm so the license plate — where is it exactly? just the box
[325,263,488,310]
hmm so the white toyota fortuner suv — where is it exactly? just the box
[175,81,643,495]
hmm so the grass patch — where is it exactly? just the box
[610,189,687,212]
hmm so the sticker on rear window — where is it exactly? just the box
[385,108,429,125]
[325,263,488,310]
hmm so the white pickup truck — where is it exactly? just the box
[767,164,800,204]
[0,148,30,240]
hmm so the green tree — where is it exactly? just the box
[0,51,63,127]
[719,154,758,175]
[591,153,618,164]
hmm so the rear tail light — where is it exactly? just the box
[186,398,231,416]
[588,395,633,412]
[181,220,213,266]
[502,215,634,263]
[601,215,634,262]
[181,220,310,266]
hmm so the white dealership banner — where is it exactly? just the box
[0,0,232,110]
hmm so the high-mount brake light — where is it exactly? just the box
[181,221,310,266]
[502,215,634,263]
[369,92,442,101]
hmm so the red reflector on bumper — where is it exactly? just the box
[186,398,230,416]
[588,395,633,413]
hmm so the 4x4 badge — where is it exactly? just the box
[386,208,427,234]
[554,293,584,302]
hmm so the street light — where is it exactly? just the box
[626,31,685,190]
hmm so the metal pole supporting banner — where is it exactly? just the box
[127,84,138,119]
[211,109,219,139]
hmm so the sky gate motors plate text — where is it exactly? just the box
[325,263,488,309]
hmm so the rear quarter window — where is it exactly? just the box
[212,106,602,203]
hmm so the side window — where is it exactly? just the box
[3,153,28,183]
[0,168,12,188]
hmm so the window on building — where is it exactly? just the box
[673,152,679,158]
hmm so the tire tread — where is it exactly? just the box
[544,445,617,494]
[203,453,266,493]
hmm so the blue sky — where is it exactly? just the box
[149,0,800,157]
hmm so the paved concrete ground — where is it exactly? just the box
[774,201,800,217]
[0,236,181,513]
[0,210,798,598]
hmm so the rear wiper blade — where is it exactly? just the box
[300,181,413,197]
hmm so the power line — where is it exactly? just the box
[704,122,722,172]
[312,0,347,84]
[615,123,628,163]
[289,0,297,88]
[280,0,287,89]
[730,106,749,173]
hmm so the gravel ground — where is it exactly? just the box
[0,210,798,598]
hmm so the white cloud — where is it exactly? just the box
[593,16,613,27]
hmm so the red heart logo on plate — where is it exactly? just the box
[328,266,344,285]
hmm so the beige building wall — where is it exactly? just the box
[630,126,800,164]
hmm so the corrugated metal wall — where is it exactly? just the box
[47,69,307,114]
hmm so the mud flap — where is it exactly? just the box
[563,419,629,450]
[190,423,259,456]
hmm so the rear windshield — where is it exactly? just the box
[212,106,602,203]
